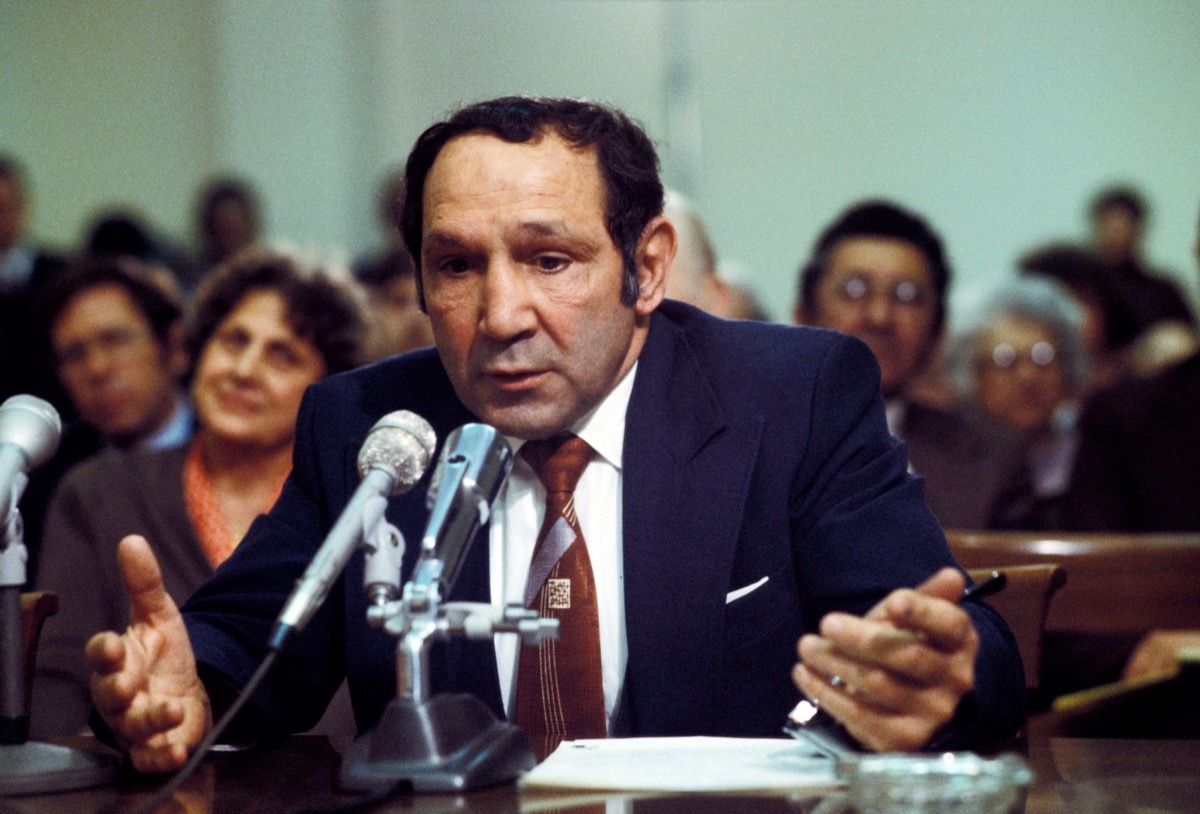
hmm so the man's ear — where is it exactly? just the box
[633,215,675,316]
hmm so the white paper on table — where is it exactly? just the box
[518,736,842,792]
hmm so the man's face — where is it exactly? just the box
[1093,207,1140,264]
[803,237,939,397]
[51,284,182,445]
[420,132,660,439]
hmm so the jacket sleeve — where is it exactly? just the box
[788,334,1027,748]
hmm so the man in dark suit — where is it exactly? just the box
[794,200,1030,530]
[86,97,1024,774]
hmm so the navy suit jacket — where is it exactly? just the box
[184,301,1025,746]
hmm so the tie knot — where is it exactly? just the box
[521,434,593,494]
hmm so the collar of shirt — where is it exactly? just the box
[0,245,34,287]
[140,395,195,451]
[491,361,637,729]
[884,397,907,438]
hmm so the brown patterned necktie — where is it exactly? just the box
[514,434,606,762]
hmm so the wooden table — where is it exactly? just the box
[3,730,1199,813]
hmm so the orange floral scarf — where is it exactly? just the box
[182,437,288,568]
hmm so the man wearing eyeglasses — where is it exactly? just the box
[16,257,194,584]
[794,200,1029,530]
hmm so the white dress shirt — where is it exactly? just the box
[490,363,636,731]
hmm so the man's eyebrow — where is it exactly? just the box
[515,220,571,238]
[425,220,591,248]
[514,220,599,254]
[422,231,470,253]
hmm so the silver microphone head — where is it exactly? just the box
[357,410,437,495]
[0,395,62,469]
[425,423,512,512]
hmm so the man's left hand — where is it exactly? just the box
[792,567,977,752]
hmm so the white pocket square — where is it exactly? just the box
[726,576,769,604]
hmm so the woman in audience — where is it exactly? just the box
[949,278,1089,529]
[33,248,365,736]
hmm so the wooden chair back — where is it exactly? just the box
[949,531,1200,635]
[19,591,59,717]
[966,564,1066,693]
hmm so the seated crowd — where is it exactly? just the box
[2,143,1199,735]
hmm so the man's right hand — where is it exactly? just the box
[85,535,212,773]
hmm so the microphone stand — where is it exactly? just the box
[338,488,557,793]
[0,481,117,796]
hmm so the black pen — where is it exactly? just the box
[961,570,1006,603]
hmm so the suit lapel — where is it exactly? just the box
[618,310,763,734]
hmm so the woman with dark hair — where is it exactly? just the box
[33,248,366,736]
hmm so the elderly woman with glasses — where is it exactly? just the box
[949,278,1090,529]
[33,248,367,737]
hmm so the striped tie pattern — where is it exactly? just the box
[514,434,606,761]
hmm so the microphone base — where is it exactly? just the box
[0,741,118,796]
[339,693,535,793]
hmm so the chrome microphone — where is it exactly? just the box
[270,410,436,649]
[0,395,61,521]
[417,423,513,598]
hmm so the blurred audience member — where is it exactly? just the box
[795,199,1029,529]
[662,190,744,319]
[83,209,198,291]
[193,176,264,288]
[1064,199,1200,532]
[725,277,770,321]
[950,279,1089,529]
[1090,185,1194,326]
[1112,205,1200,695]
[0,154,68,404]
[354,245,433,360]
[1065,337,1200,532]
[33,248,366,736]
[353,166,407,275]
[40,257,191,451]
[18,257,191,583]
[1021,244,1149,389]
[350,167,433,360]
[1025,193,1199,389]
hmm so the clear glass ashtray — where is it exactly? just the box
[845,752,1033,814]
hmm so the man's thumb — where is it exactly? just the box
[117,535,178,624]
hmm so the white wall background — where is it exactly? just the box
[3,0,1198,324]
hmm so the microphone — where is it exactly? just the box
[417,423,513,598]
[269,410,436,650]
[0,395,61,517]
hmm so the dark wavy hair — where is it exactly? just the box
[185,248,366,380]
[399,96,664,308]
[797,199,952,336]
